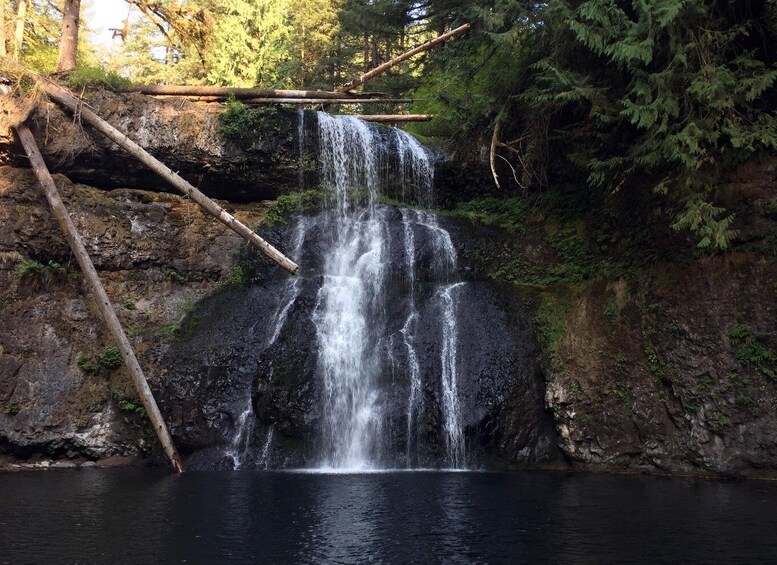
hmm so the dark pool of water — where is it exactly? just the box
[1,468,776,564]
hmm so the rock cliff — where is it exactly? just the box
[1,91,776,477]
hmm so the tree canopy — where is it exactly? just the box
[7,0,777,249]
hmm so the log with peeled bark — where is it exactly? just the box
[153,95,416,105]
[124,85,378,99]
[337,23,472,93]
[30,74,299,275]
[355,114,432,123]
[15,125,185,474]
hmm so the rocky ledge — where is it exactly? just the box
[0,166,268,465]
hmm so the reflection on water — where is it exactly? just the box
[0,469,776,564]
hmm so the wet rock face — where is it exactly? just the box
[0,167,265,463]
[8,92,303,202]
[160,210,561,469]
[544,259,777,478]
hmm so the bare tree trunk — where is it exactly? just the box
[337,23,471,93]
[34,79,300,274]
[15,125,185,473]
[0,0,7,57]
[151,96,415,105]
[13,0,26,61]
[125,85,376,99]
[56,0,80,73]
[355,114,431,122]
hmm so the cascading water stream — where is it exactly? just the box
[227,112,468,470]
[228,219,310,469]
[314,113,386,469]
[439,282,466,468]
[312,113,467,470]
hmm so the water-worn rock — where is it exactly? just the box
[157,209,561,470]
[0,166,268,465]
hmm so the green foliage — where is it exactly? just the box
[161,310,203,342]
[730,323,777,382]
[3,402,20,417]
[671,197,737,250]
[65,65,132,90]
[77,353,100,375]
[416,0,777,249]
[614,382,634,411]
[603,297,618,321]
[78,346,123,374]
[15,259,68,287]
[219,98,280,142]
[123,301,137,311]
[167,270,189,284]
[534,298,569,371]
[489,220,596,287]
[0,291,12,310]
[736,391,754,407]
[96,347,123,371]
[448,197,529,232]
[265,190,324,226]
[221,266,248,290]
[112,390,147,418]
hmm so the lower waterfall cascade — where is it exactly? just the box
[289,112,466,470]
[158,110,558,472]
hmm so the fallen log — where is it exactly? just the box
[355,114,432,123]
[125,85,376,99]
[15,125,185,473]
[31,74,299,274]
[337,23,471,93]
[153,95,416,105]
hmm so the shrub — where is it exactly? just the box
[730,323,777,382]
[65,65,132,90]
[219,97,279,141]
[96,346,122,370]
[77,353,100,374]
[603,297,618,321]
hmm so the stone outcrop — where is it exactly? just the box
[2,92,776,477]
[0,166,268,465]
[3,91,303,202]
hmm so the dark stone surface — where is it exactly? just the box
[159,209,562,469]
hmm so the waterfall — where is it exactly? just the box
[314,114,386,469]
[223,113,467,471]
[394,128,435,205]
[400,208,422,465]
[258,426,274,469]
[311,113,467,470]
[228,219,309,469]
[297,109,306,190]
[439,282,466,468]
[228,406,254,470]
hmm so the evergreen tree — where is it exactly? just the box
[419,0,777,249]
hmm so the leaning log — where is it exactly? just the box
[34,76,299,274]
[337,23,471,93]
[125,85,375,100]
[15,125,185,473]
[355,114,432,123]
